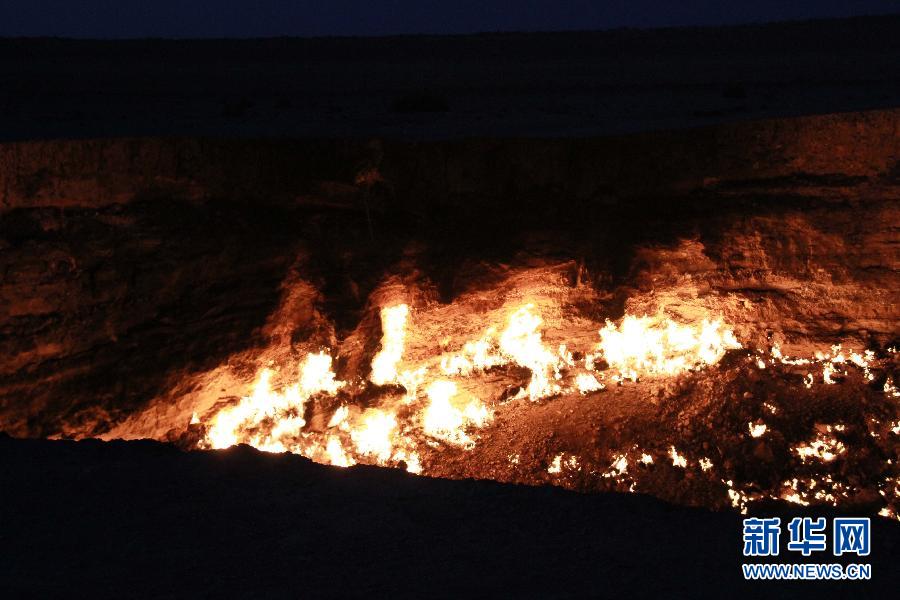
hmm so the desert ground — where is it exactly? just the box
[0,16,898,141]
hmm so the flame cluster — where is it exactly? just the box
[189,298,900,520]
[198,302,744,473]
[597,315,741,382]
[205,352,344,452]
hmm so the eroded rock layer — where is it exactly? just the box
[0,109,898,515]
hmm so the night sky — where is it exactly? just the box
[1,0,898,38]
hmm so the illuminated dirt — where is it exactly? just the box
[0,109,897,519]
[88,257,899,518]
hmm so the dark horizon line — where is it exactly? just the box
[1,11,897,43]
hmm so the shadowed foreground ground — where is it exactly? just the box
[1,435,897,598]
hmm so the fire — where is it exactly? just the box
[370,304,409,386]
[199,303,746,468]
[182,291,896,519]
[669,446,688,468]
[198,302,499,470]
[327,405,349,428]
[575,373,604,394]
[547,454,563,474]
[598,315,740,381]
[422,380,491,448]
[205,352,344,451]
[439,330,505,376]
[769,343,879,387]
[350,409,397,463]
[605,454,629,477]
[325,436,355,467]
[547,453,579,474]
[498,305,563,400]
[440,304,565,400]
[393,449,422,474]
[300,352,344,396]
[794,430,846,462]
[749,423,767,438]
[723,479,750,514]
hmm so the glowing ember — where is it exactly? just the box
[669,446,687,468]
[723,479,750,514]
[781,492,810,506]
[748,423,767,438]
[794,431,846,463]
[547,454,563,474]
[602,454,629,479]
[885,378,900,398]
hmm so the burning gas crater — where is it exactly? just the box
[188,300,899,519]
[201,304,738,466]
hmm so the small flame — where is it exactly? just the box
[350,409,397,463]
[325,436,355,467]
[794,431,846,462]
[370,304,409,386]
[327,405,349,428]
[605,454,628,477]
[749,423,767,438]
[547,454,563,474]
[669,446,687,468]
[422,380,491,448]
[499,305,562,400]
[575,373,605,394]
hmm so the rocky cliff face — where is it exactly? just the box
[0,109,897,444]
